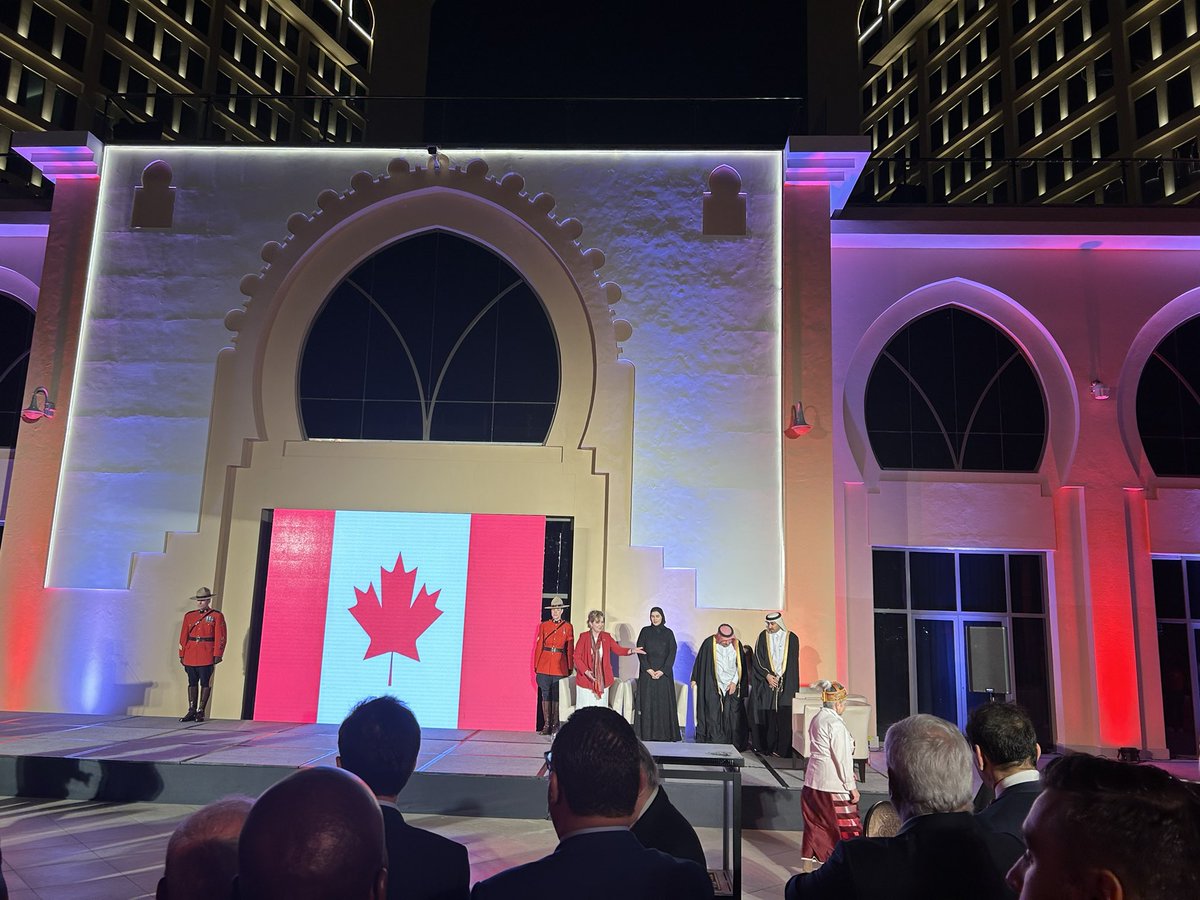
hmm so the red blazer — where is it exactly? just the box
[179,609,227,665]
[574,630,633,696]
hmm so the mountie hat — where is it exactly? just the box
[544,595,569,610]
[190,587,216,601]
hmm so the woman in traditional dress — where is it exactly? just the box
[573,610,644,712]
[800,679,862,860]
[634,607,680,741]
[532,596,574,734]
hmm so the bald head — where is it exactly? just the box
[237,767,387,900]
[157,796,252,900]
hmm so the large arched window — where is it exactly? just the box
[298,231,559,442]
[865,307,1047,471]
[0,292,35,451]
[1137,315,1200,477]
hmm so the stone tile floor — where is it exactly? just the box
[0,795,811,899]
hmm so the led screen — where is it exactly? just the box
[251,509,546,729]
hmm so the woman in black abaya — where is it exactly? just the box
[635,607,681,741]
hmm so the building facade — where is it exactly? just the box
[857,0,1200,204]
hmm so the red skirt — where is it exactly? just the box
[800,786,863,860]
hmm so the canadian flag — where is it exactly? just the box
[253,509,545,730]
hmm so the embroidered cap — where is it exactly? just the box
[821,681,848,703]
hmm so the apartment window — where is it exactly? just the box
[986,20,1000,55]
[0,3,20,30]
[1088,0,1108,31]
[1135,89,1159,136]
[61,25,87,69]
[1095,51,1114,93]
[266,5,281,39]
[863,84,874,112]
[988,72,1003,108]
[18,68,46,117]
[260,51,277,88]
[967,37,982,72]
[283,21,298,51]
[1012,0,1030,32]
[126,67,148,97]
[161,31,183,71]
[185,48,205,86]
[193,1,211,33]
[237,34,256,67]
[1037,30,1057,71]
[990,126,1006,159]
[1067,69,1088,110]
[930,68,944,98]
[1018,105,1035,144]
[1015,49,1033,87]
[950,103,964,135]
[109,0,131,32]
[222,21,236,53]
[1161,2,1188,53]
[947,53,962,87]
[1063,10,1084,50]
[167,0,188,17]
[1166,70,1193,121]
[968,87,984,122]
[133,11,155,52]
[1129,24,1152,70]
[28,4,54,50]
[1098,114,1119,156]
[311,0,338,34]
[280,67,294,94]
[1072,129,1094,160]
[1041,89,1060,128]
[100,51,122,91]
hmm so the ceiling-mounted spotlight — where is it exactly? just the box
[784,402,812,439]
[1090,380,1111,400]
[21,386,56,423]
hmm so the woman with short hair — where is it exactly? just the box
[574,610,644,712]
[800,679,862,860]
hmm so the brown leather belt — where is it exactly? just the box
[189,637,214,642]
[542,646,564,653]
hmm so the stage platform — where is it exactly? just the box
[0,711,889,830]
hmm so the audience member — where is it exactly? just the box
[338,696,470,900]
[235,766,387,900]
[1007,753,1200,900]
[786,713,1015,900]
[966,702,1041,847]
[157,796,252,900]
[471,706,713,899]
[629,739,706,868]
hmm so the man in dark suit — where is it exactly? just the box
[236,767,387,899]
[630,740,706,868]
[472,707,713,899]
[785,714,1017,900]
[338,697,470,900]
[966,702,1041,848]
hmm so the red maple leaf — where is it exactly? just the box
[348,552,443,684]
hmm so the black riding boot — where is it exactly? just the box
[196,686,212,723]
[180,685,198,722]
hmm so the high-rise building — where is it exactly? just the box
[855,0,1200,204]
[0,0,375,185]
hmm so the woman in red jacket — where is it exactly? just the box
[574,610,644,712]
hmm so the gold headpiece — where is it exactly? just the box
[821,682,847,703]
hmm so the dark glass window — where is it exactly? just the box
[1138,317,1200,476]
[986,20,1000,54]
[17,68,46,117]
[966,37,981,72]
[161,31,183,71]
[0,293,35,450]
[1037,30,1057,70]
[1134,89,1159,137]
[185,48,205,86]
[915,619,958,720]
[108,0,130,32]
[133,11,155,52]
[100,51,122,91]
[1167,70,1193,122]
[990,126,1006,160]
[1088,0,1108,31]
[1157,622,1196,756]
[1012,1,1030,32]
[1161,2,1187,52]
[51,86,77,127]
[1012,617,1053,747]
[1154,558,1187,618]
[960,554,1007,613]
[1129,24,1152,69]
[865,308,1047,472]
[1063,10,1084,49]
[1067,69,1088,110]
[873,549,908,610]
[61,24,87,69]
[1041,89,1060,128]
[1015,49,1033,87]
[909,552,956,611]
[1098,113,1118,155]
[930,68,943,98]
[1008,555,1044,613]
[28,4,54,51]
[194,1,212,34]
[300,231,559,443]
[311,0,338,34]
[968,88,983,123]
[0,1,19,29]
[875,613,911,736]
[1094,51,1114,94]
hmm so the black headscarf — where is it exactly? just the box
[649,606,666,627]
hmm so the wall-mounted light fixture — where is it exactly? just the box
[1090,380,1111,400]
[21,386,56,423]
[784,402,812,439]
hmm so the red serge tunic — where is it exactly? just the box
[574,630,634,698]
[179,609,228,665]
[534,619,575,677]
